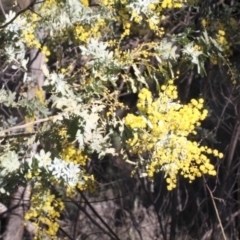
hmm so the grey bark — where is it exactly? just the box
[3,185,31,240]
[0,0,31,17]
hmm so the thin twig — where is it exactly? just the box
[78,190,121,240]
[205,183,227,240]
[0,115,60,135]
[136,171,167,240]
[70,198,116,239]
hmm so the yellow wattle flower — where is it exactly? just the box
[80,0,89,7]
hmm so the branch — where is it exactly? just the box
[70,197,116,239]
[0,115,62,136]
[0,0,37,29]
[205,182,227,240]
[78,190,121,240]
[3,184,31,240]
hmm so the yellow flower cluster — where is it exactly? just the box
[61,144,88,166]
[217,30,228,46]
[74,24,90,43]
[39,0,60,15]
[124,82,223,190]
[22,21,41,49]
[41,46,51,57]
[65,175,96,197]
[25,190,64,238]
[74,18,106,43]
[161,0,186,9]
[80,0,89,7]
[77,174,96,193]
[101,0,115,8]
[131,12,143,23]
[58,127,96,194]
[114,0,185,40]
[123,114,147,129]
[22,11,51,62]
[35,87,45,105]
[58,127,88,166]
[215,29,233,56]
[104,89,126,117]
[147,18,165,36]
[122,21,131,37]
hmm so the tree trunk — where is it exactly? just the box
[3,185,31,240]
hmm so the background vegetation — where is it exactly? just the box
[0,0,239,239]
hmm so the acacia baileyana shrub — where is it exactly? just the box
[0,0,230,238]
